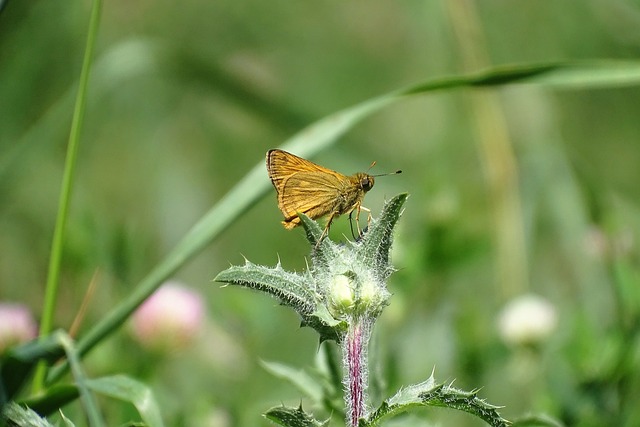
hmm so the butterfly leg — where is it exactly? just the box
[354,205,371,238]
[350,203,362,238]
[316,211,338,249]
[362,206,372,227]
[348,211,359,240]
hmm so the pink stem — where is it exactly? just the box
[344,319,369,427]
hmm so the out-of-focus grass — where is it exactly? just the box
[2,1,640,426]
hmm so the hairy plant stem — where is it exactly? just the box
[343,317,371,427]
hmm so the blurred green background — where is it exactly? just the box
[2,0,640,425]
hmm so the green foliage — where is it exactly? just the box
[366,374,510,427]
[46,58,640,384]
[260,345,345,421]
[4,1,640,425]
[352,193,407,283]
[260,361,325,405]
[84,376,164,427]
[216,195,520,426]
[511,414,566,427]
[264,405,328,427]
[21,385,80,418]
[260,358,519,427]
[216,261,317,314]
[34,0,103,392]
[0,333,65,404]
[2,402,58,427]
[1,332,163,427]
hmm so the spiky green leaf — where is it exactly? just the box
[300,304,347,343]
[419,384,510,427]
[215,261,315,314]
[356,193,408,282]
[366,374,510,427]
[2,402,56,427]
[264,405,327,427]
[298,213,340,272]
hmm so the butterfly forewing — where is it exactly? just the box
[278,171,346,220]
[267,150,331,189]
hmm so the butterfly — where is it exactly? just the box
[266,149,400,240]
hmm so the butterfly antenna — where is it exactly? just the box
[366,159,401,177]
[372,169,402,177]
[366,160,377,173]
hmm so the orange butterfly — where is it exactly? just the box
[266,149,400,240]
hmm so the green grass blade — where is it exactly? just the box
[57,332,105,427]
[33,0,102,392]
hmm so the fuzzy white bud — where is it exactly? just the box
[358,279,380,310]
[498,294,558,346]
[328,274,355,317]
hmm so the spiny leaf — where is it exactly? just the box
[300,303,347,343]
[419,383,510,427]
[2,402,56,427]
[367,374,510,427]
[356,193,408,282]
[264,404,327,427]
[298,213,340,272]
[215,261,315,314]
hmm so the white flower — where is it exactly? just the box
[0,303,38,354]
[131,282,205,352]
[498,294,558,346]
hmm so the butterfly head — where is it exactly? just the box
[359,174,375,192]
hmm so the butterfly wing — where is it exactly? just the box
[266,149,348,228]
[266,149,331,189]
[278,171,346,225]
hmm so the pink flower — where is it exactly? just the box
[0,303,38,354]
[131,282,205,352]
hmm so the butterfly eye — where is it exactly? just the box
[360,176,374,191]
